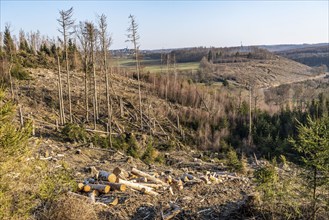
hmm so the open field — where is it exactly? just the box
[112,57,200,73]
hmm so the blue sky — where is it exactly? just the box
[1,0,328,49]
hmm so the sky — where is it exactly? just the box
[0,0,328,50]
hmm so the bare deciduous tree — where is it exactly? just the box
[57,7,75,122]
[127,14,143,129]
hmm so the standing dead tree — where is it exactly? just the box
[57,7,75,123]
[98,14,113,147]
[127,14,143,129]
[55,43,65,124]
[85,21,98,129]
[76,21,90,122]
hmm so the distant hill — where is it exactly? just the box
[258,43,329,52]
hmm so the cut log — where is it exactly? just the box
[66,191,107,207]
[112,167,130,179]
[87,184,111,194]
[83,185,92,192]
[131,168,168,186]
[118,179,159,196]
[77,183,84,191]
[109,183,127,192]
[98,196,119,206]
[131,177,148,183]
[138,183,162,189]
[98,170,117,183]
[97,181,127,192]
[83,178,96,184]
[108,197,119,206]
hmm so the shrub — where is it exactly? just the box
[61,123,88,143]
[91,133,109,148]
[126,134,140,158]
[0,88,76,219]
[10,64,31,80]
[226,148,244,173]
[38,164,76,201]
[141,141,159,164]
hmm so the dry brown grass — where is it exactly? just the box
[40,194,98,220]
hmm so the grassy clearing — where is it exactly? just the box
[112,57,199,73]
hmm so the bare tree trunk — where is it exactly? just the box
[58,7,74,123]
[65,37,72,123]
[93,64,98,120]
[173,54,177,100]
[85,58,89,122]
[248,86,252,147]
[57,54,65,124]
[127,14,142,130]
[92,48,98,121]
[93,96,96,130]
[165,54,170,101]
[135,45,143,129]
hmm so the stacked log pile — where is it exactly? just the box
[73,166,249,211]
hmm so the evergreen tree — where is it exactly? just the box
[290,116,329,220]
[3,25,16,56]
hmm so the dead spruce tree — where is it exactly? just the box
[76,21,89,122]
[127,14,143,129]
[85,21,98,129]
[98,14,113,147]
[55,43,65,124]
[57,7,75,122]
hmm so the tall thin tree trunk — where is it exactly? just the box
[85,58,89,122]
[173,54,177,100]
[64,32,72,123]
[57,55,65,124]
[93,96,96,130]
[134,45,142,129]
[93,63,98,120]
[92,42,98,121]
[165,54,169,101]
[248,86,252,147]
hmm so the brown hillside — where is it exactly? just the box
[204,56,314,88]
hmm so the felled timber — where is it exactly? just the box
[108,182,127,192]
[98,196,119,206]
[118,179,159,196]
[112,167,130,180]
[131,177,148,183]
[77,183,84,191]
[131,168,169,186]
[98,170,117,183]
[83,184,110,194]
